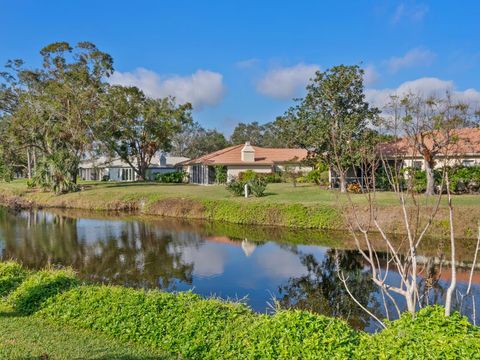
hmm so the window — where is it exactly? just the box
[412,161,423,170]
[462,160,475,167]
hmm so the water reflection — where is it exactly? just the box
[0,207,478,331]
[278,249,378,330]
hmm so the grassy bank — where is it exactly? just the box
[1,261,479,359]
[1,180,480,235]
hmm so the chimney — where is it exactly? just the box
[241,141,255,162]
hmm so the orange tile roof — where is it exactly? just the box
[378,127,480,157]
[184,144,308,165]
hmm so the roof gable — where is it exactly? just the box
[185,144,308,165]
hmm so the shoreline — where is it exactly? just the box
[0,181,479,238]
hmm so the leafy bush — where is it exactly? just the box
[155,171,186,184]
[226,179,246,196]
[8,268,78,315]
[214,165,227,184]
[357,306,480,359]
[248,178,267,197]
[449,165,480,193]
[238,170,283,183]
[243,310,359,359]
[263,172,283,183]
[39,285,359,359]
[0,261,28,297]
[301,169,330,186]
[238,169,258,182]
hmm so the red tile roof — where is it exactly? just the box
[378,127,480,157]
[184,144,308,165]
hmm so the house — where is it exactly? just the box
[329,127,480,188]
[79,153,189,181]
[378,127,480,170]
[182,142,310,185]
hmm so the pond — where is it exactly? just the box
[0,206,478,331]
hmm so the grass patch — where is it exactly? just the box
[0,303,169,359]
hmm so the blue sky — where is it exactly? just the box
[1,1,479,134]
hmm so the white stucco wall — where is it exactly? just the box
[403,156,480,170]
[275,164,312,173]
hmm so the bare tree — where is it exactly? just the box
[333,94,479,326]
[383,93,474,195]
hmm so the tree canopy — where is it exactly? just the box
[0,42,113,192]
[230,121,287,147]
[98,85,192,181]
[171,121,229,159]
[0,42,193,190]
[277,65,380,192]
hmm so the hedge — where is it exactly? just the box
[38,285,359,359]
[2,262,479,359]
[357,306,480,359]
[8,268,78,315]
[0,261,28,297]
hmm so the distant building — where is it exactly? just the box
[182,142,310,185]
[79,153,189,181]
[378,127,480,169]
[329,127,480,188]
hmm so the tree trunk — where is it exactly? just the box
[137,164,147,182]
[425,160,435,195]
[339,171,347,193]
[27,148,32,179]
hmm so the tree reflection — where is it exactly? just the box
[278,249,378,330]
[0,208,194,289]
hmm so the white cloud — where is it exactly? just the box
[391,2,429,24]
[256,63,320,100]
[387,47,436,73]
[108,68,226,110]
[255,247,306,279]
[363,65,379,85]
[366,77,480,109]
[180,244,228,278]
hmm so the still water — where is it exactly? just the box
[0,206,478,331]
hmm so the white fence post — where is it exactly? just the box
[244,183,249,198]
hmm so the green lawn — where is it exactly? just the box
[2,179,479,207]
[0,304,168,360]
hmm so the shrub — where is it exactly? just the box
[0,261,28,297]
[404,168,443,193]
[244,310,359,359]
[304,169,321,184]
[226,179,245,196]
[155,171,186,184]
[263,172,283,183]
[8,268,78,315]
[238,171,282,183]
[449,165,480,193]
[39,285,359,359]
[214,165,227,184]
[248,178,267,197]
[238,169,258,182]
[357,306,480,359]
